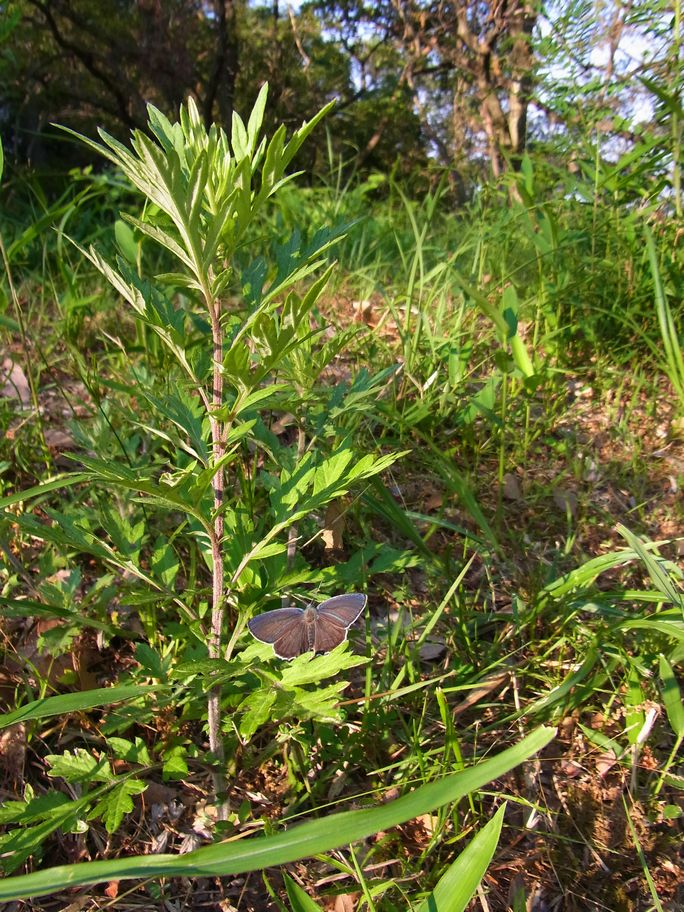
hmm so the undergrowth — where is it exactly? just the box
[0,96,683,911]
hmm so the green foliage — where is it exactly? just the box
[0,728,554,900]
[2,15,684,905]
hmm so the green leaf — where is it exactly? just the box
[659,655,684,738]
[76,455,210,531]
[0,727,555,901]
[578,723,622,758]
[284,873,323,911]
[162,745,189,780]
[248,540,288,561]
[417,803,506,912]
[46,749,112,784]
[0,596,119,635]
[0,795,91,875]
[0,685,161,731]
[0,793,72,826]
[279,646,367,689]
[135,643,165,680]
[239,689,277,739]
[617,525,684,610]
[92,780,147,834]
[247,83,269,151]
[114,219,138,264]
[290,682,348,720]
[107,737,152,766]
[618,615,684,642]
[151,535,180,589]
[525,648,599,717]
[234,383,290,417]
[0,473,91,509]
[540,544,667,602]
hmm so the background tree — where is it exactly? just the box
[1,0,240,164]
[309,0,539,179]
[1,0,679,205]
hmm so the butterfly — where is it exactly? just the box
[247,593,367,660]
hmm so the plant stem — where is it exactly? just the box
[207,302,227,819]
[283,423,306,606]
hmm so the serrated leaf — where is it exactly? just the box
[0,793,71,826]
[239,689,277,739]
[92,780,147,834]
[46,749,112,784]
[279,645,367,689]
[291,683,347,720]
[135,643,165,680]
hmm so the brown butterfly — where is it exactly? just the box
[248,593,367,659]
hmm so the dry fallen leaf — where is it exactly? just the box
[424,489,444,512]
[352,299,373,324]
[322,499,346,551]
[596,749,618,778]
[44,428,76,451]
[502,472,522,501]
[104,881,119,899]
[416,813,440,837]
[332,892,357,912]
[0,723,26,790]
[0,358,31,408]
[60,898,91,912]
[452,670,510,718]
[271,412,297,435]
[558,760,583,779]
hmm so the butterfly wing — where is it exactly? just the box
[313,615,348,654]
[273,621,311,659]
[248,608,304,645]
[316,593,367,628]
[314,593,366,653]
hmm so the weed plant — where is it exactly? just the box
[0,90,683,910]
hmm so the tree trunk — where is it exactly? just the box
[204,0,240,130]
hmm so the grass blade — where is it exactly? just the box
[0,473,91,508]
[0,685,161,731]
[646,226,684,408]
[617,524,684,610]
[659,654,684,738]
[284,873,323,911]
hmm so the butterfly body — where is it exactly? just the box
[248,593,367,660]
